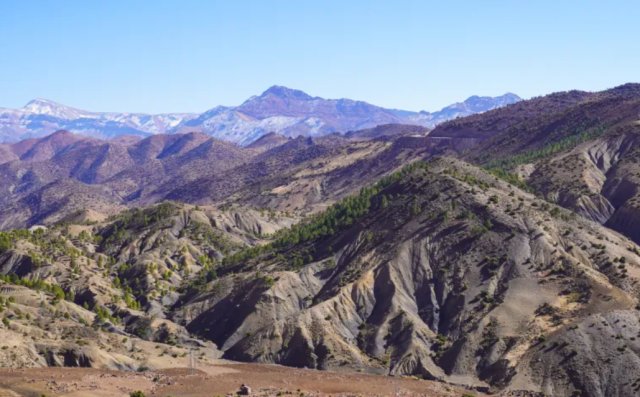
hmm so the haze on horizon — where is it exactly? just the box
[1,0,638,114]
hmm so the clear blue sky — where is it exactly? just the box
[1,0,638,114]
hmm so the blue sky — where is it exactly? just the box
[1,0,638,114]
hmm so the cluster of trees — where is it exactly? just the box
[123,288,142,310]
[112,263,144,310]
[442,168,490,190]
[0,234,11,251]
[0,229,33,251]
[0,273,71,303]
[441,156,531,194]
[74,230,103,244]
[93,304,121,325]
[186,221,236,254]
[486,168,532,192]
[103,202,180,247]
[189,267,218,290]
[483,123,609,171]
[222,161,431,269]
[112,202,178,229]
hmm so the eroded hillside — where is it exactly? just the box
[4,89,640,396]
[0,203,296,370]
[2,156,640,396]
[173,158,640,397]
[426,84,640,246]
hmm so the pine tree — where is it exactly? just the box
[381,195,389,209]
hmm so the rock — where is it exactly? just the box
[238,383,251,395]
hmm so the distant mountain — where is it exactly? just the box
[177,86,521,145]
[0,87,520,144]
[400,93,522,127]
[0,99,197,142]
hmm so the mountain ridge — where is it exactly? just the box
[2,156,640,397]
[2,85,640,397]
[0,87,520,145]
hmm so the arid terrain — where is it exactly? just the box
[2,84,640,397]
[0,363,489,397]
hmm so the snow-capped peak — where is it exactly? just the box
[0,88,520,144]
[22,99,88,119]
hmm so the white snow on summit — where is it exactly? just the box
[0,88,520,144]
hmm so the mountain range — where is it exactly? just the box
[3,84,640,397]
[0,86,520,145]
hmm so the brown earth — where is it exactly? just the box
[0,363,486,397]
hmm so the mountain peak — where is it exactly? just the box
[462,93,521,103]
[23,98,62,110]
[24,98,55,105]
[458,93,521,113]
[496,92,522,102]
[22,98,85,119]
[261,86,315,100]
[48,129,74,138]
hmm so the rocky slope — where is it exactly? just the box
[1,156,640,396]
[427,83,640,246]
[4,84,640,396]
[173,157,640,397]
[0,202,296,370]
